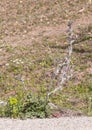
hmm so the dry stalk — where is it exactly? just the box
[48,21,75,96]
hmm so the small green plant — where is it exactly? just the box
[21,92,50,118]
[5,96,20,118]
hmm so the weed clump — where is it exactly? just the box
[0,92,50,119]
[20,92,50,118]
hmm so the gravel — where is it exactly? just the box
[0,117,92,130]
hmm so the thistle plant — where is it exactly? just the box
[48,20,75,96]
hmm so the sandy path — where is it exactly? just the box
[0,117,92,130]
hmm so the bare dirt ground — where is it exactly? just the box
[1,14,92,47]
[0,0,92,47]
